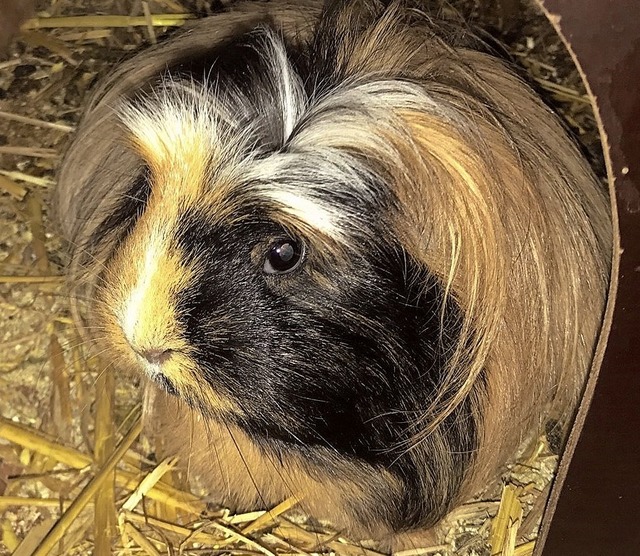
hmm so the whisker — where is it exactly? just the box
[224,421,269,511]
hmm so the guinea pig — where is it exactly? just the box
[54,0,612,546]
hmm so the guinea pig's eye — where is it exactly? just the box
[263,239,305,275]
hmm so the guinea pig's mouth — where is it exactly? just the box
[122,338,236,414]
[130,348,180,396]
[150,372,178,396]
[139,360,179,396]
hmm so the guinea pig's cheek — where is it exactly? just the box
[154,356,239,415]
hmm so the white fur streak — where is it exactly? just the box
[120,229,164,345]
[262,30,305,141]
[263,189,341,238]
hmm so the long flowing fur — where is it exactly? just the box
[55,0,611,546]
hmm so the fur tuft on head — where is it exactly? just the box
[56,0,611,545]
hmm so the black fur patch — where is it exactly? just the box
[172,200,475,529]
[86,167,151,253]
[168,24,269,87]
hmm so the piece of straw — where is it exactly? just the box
[393,546,450,556]
[19,30,79,65]
[0,275,64,284]
[122,522,163,556]
[206,521,277,556]
[11,518,58,556]
[49,333,73,438]
[142,2,158,44]
[0,174,27,200]
[0,417,206,516]
[0,170,54,187]
[242,495,300,535]
[513,540,536,556]
[21,14,194,30]
[25,193,50,273]
[0,145,58,158]
[0,418,92,469]
[121,457,178,512]
[0,110,74,132]
[94,367,117,554]
[122,511,222,546]
[0,497,68,510]
[490,484,524,556]
[30,417,143,556]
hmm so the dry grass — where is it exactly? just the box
[0,1,601,555]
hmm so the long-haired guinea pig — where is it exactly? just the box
[55,0,611,546]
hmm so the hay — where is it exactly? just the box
[0,1,602,554]
[21,14,194,30]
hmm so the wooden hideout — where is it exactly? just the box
[533,0,640,554]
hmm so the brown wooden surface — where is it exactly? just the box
[534,1,640,554]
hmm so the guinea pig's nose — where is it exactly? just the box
[137,348,173,365]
